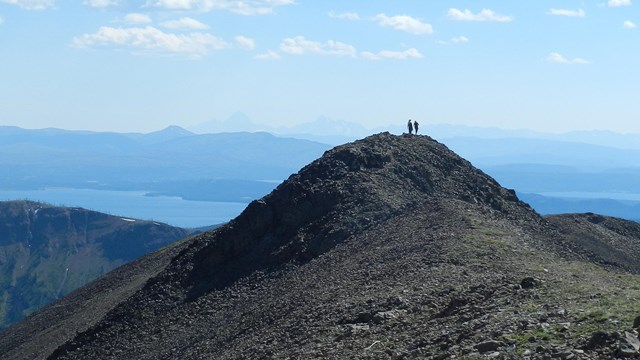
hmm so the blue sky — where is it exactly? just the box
[0,0,638,133]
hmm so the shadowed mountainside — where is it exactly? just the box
[3,133,640,359]
[0,201,189,330]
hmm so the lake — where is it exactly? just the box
[0,188,248,228]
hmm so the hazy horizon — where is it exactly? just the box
[1,1,638,133]
[6,117,640,138]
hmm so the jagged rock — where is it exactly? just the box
[474,340,504,353]
[536,345,547,353]
[586,331,612,350]
[520,277,543,289]
[346,324,370,333]
[372,309,406,324]
[551,349,574,359]
[616,331,640,358]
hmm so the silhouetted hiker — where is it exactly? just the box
[414,121,419,134]
[407,119,413,135]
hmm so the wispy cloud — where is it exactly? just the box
[624,20,636,28]
[547,52,590,64]
[72,26,229,58]
[447,8,512,22]
[437,36,470,45]
[125,13,152,24]
[1,0,54,10]
[328,11,359,21]
[280,36,356,57]
[255,50,281,60]
[276,35,425,61]
[84,0,119,8]
[547,8,585,17]
[148,0,295,15]
[451,36,469,44]
[361,48,423,61]
[608,0,632,7]
[234,35,255,49]
[374,14,433,35]
[160,17,209,30]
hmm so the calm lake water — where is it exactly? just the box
[0,188,248,228]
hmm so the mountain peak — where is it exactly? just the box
[157,125,192,134]
[280,132,529,215]
[156,132,534,297]
[141,125,194,143]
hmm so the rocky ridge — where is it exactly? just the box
[3,133,640,359]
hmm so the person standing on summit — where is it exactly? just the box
[407,119,413,135]
[414,121,419,134]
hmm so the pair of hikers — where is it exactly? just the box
[407,119,419,135]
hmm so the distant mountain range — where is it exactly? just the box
[0,200,189,330]
[0,126,330,202]
[427,123,640,150]
[190,113,640,150]
[426,129,640,221]
[189,112,371,144]
[4,122,640,223]
[194,115,640,221]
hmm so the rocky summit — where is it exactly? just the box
[3,132,640,359]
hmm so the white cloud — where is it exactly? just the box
[279,36,356,57]
[255,50,281,60]
[374,14,433,35]
[437,36,470,45]
[148,0,295,15]
[447,8,512,22]
[452,36,469,44]
[84,0,119,8]
[547,8,585,17]
[624,20,636,28]
[328,11,359,21]
[235,35,255,49]
[547,52,590,64]
[72,26,229,58]
[125,13,152,24]
[361,48,423,61]
[161,17,209,30]
[608,0,632,7]
[1,0,54,10]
